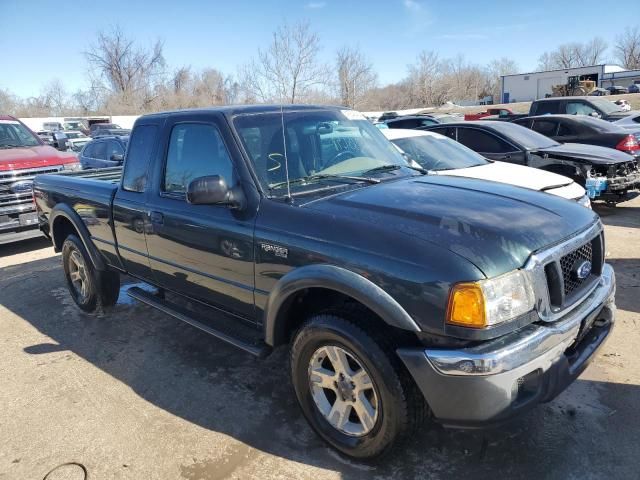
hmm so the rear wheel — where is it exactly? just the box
[62,234,120,312]
[290,311,427,459]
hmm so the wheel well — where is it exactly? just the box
[271,287,405,347]
[52,216,78,251]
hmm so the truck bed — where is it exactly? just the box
[33,167,123,258]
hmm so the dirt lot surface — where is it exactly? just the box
[1,198,639,480]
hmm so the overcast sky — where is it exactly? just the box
[0,0,632,97]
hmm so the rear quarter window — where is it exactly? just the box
[532,101,561,115]
[122,125,158,192]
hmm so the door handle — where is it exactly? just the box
[501,154,511,160]
[149,211,164,225]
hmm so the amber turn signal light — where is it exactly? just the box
[446,282,486,328]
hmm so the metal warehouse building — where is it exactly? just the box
[500,64,640,103]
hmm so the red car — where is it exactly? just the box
[464,108,515,121]
[1,115,80,244]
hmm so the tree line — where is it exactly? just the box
[1,22,639,118]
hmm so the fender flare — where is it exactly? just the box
[263,264,420,346]
[50,204,106,271]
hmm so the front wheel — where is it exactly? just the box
[290,312,427,459]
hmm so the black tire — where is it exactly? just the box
[61,234,120,312]
[290,310,426,460]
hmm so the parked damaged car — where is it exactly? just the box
[513,115,640,159]
[423,121,640,203]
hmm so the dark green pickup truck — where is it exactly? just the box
[33,105,616,459]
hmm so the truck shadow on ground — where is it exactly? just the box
[0,236,51,257]
[606,258,640,314]
[594,203,640,230]
[3,256,640,479]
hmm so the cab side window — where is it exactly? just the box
[93,141,107,160]
[566,102,598,116]
[163,123,234,195]
[457,128,514,153]
[531,120,558,136]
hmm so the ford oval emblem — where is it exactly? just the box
[10,180,33,193]
[575,260,592,280]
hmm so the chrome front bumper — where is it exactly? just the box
[397,264,616,426]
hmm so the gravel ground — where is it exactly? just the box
[0,197,639,480]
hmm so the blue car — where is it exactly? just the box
[79,135,129,169]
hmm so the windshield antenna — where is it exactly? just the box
[279,101,292,202]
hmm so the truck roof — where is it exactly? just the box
[139,104,346,120]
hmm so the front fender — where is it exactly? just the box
[263,264,420,346]
[50,204,106,271]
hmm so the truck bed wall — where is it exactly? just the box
[33,169,122,266]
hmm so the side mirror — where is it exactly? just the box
[187,175,244,209]
[111,153,124,163]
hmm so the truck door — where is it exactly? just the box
[112,123,159,281]
[144,114,257,320]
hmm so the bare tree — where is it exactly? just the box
[241,20,327,103]
[615,27,640,69]
[335,46,377,109]
[537,37,608,70]
[0,89,18,115]
[485,58,518,103]
[407,50,443,106]
[85,25,165,109]
[41,79,69,116]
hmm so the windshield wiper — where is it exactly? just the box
[0,144,21,149]
[269,173,379,191]
[364,164,428,175]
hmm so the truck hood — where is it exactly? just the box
[0,145,78,171]
[539,142,634,164]
[304,175,597,278]
[605,110,638,121]
[435,161,585,200]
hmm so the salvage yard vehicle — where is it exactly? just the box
[424,121,640,203]
[614,111,640,130]
[529,96,632,121]
[385,115,442,129]
[79,135,128,169]
[0,115,80,244]
[464,107,517,121]
[513,115,640,159]
[382,128,590,207]
[34,105,616,459]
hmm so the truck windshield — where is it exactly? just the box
[234,109,408,194]
[0,120,41,148]
[392,134,488,171]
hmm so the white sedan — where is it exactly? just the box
[613,111,640,131]
[383,128,590,208]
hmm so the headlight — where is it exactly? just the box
[576,195,592,209]
[63,162,82,171]
[446,270,535,328]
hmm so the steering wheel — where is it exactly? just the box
[328,150,357,167]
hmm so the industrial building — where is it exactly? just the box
[500,64,640,103]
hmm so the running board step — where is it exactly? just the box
[127,286,271,358]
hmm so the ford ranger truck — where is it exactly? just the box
[0,115,80,244]
[33,106,616,459]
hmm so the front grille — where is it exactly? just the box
[543,233,604,310]
[0,165,63,215]
[526,222,605,323]
[560,242,593,296]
